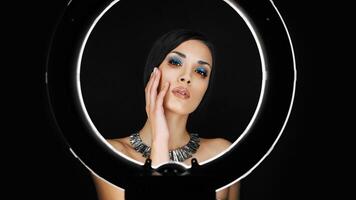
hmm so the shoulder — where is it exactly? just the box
[107,137,131,154]
[199,137,232,158]
[201,137,232,149]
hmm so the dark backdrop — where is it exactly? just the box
[80,0,261,142]
[6,0,317,199]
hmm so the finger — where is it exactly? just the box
[145,71,154,108]
[150,68,160,109]
[156,82,170,106]
[148,68,158,111]
[145,69,155,112]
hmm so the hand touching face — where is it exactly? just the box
[157,39,213,115]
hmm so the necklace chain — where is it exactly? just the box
[129,132,200,162]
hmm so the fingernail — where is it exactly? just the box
[153,67,157,73]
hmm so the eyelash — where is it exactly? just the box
[168,57,209,78]
[168,57,182,66]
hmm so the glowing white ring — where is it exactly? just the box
[73,0,296,193]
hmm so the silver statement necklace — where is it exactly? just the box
[129,132,200,162]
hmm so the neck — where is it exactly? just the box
[139,110,190,150]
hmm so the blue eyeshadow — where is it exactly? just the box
[196,67,208,77]
[169,56,183,66]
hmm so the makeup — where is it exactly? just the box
[168,56,183,66]
[195,67,208,77]
[172,86,190,99]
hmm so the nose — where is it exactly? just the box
[178,66,192,85]
[179,74,191,85]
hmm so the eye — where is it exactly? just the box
[195,67,208,78]
[168,57,182,66]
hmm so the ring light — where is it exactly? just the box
[45,0,296,198]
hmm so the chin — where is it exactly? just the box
[164,100,193,115]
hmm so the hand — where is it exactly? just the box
[145,67,171,166]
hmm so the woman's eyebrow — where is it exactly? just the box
[171,51,186,58]
[171,51,211,68]
[197,60,211,68]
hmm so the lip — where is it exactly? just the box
[172,86,190,99]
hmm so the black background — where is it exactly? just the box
[80,0,261,142]
[5,0,330,199]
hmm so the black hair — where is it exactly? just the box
[143,29,216,115]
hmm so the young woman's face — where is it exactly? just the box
[158,39,213,115]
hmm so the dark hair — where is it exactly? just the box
[143,29,216,115]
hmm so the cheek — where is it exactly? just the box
[157,70,172,91]
[159,68,175,83]
[194,82,209,99]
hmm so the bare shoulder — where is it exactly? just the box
[199,137,232,158]
[201,137,232,149]
[107,137,131,154]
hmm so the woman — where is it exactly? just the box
[91,29,240,199]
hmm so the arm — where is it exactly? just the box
[216,182,240,200]
[145,67,171,167]
[91,173,125,200]
[228,182,240,200]
[91,139,126,200]
[214,138,241,200]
